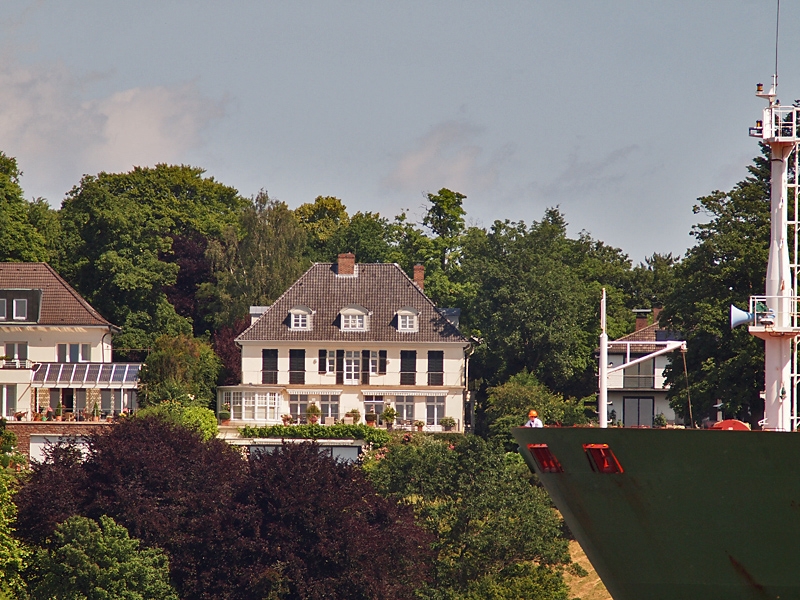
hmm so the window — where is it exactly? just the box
[5,343,27,362]
[400,350,416,385]
[623,397,655,428]
[427,351,444,385]
[344,351,360,384]
[13,299,27,321]
[321,394,340,421]
[319,350,337,374]
[364,395,385,424]
[290,394,309,421]
[288,305,313,330]
[101,390,121,417]
[369,351,379,374]
[342,314,365,330]
[1,385,16,418]
[262,349,278,384]
[340,305,369,331]
[57,344,91,363]
[397,307,419,332]
[426,396,445,426]
[289,349,305,384]
[623,358,655,389]
[395,395,415,425]
[0,299,5,320]
[226,391,279,421]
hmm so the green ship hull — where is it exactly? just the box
[513,427,800,600]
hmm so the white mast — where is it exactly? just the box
[748,77,800,431]
[599,289,608,428]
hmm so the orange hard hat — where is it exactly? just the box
[529,410,538,418]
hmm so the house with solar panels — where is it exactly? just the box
[218,253,471,431]
[0,263,141,422]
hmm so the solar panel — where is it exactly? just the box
[45,364,60,383]
[111,364,126,382]
[86,364,101,383]
[59,364,75,383]
[32,365,47,382]
[125,364,141,382]
[73,364,88,383]
[98,365,112,383]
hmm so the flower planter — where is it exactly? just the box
[220,419,231,426]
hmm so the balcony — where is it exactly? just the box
[747,295,800,340]
[0,359,32,369]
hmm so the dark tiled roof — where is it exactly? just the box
[0,263,114,328]
[238,263,467,343]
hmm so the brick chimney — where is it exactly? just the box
[652,307,662,325]
[337,253,355,276]
[634,309,651,331]
[413,264,425,290]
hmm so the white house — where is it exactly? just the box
[0,263,140,420]
[218,253,471,431]
[606,310,679,427]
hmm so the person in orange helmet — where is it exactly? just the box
[524,409,543,428]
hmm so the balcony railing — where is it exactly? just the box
[748,295,800,329]
[0,359,32,369]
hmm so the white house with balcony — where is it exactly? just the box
[218,253,471,431]
[606,310,680,427]
[0,263,140,420]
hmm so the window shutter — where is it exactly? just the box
[336,350,344,384]
[379,350,387,374]
[400,350,416,385]
[57,344,67,363]
[262,349,278,385]
[427,350,444,386]
[318,349,327,374]
[289,349,305,384]
[361,349,370,384]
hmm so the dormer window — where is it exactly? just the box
[340,305,369,331]
[397,307,419,332]
[13,299,27,321]
[289,305,313,330]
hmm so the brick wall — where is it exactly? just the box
[6,422,111,460]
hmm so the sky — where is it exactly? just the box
[1,1,796,263]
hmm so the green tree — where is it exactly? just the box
[57,164,247,349]
[0,467,26,598]
[422,188,466,271]
[134,401,218,441]
[661,148,770,426]
[294,195,350,261]
[363,435,571,599]
[628,252,679,311]
[138,334,221,408]
[28,515,178,600]
[201,191,308,329]
[0,152,51,263]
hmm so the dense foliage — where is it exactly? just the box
[135,401,218,441]
[27,515,178,600]
[363,434,571,599]
[14,418,430,600]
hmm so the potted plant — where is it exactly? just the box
[365,411,378,427]
[414,420,425,432]
[219,402,231,426]
[346,408,361,424]
[306,402,321,424]
[382,406,396,431]
[54,403,63,422]
[653,412,667,428]
[91,401,101,422]
[440,416,456,431]
[281,413,294,426]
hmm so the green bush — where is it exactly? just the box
[240,423,390,446]
[27,515,178,600]
[136,401,218,441]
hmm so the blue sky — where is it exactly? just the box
[1,1,794,262]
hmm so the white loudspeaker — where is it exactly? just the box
[730,305,755,329]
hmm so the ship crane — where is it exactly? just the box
[745,79,800,431]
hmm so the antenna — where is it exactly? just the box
[774,0,780,93]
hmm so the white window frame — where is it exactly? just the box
[397,307,419,333]
[288,305,313,330]
[326,350,336,373]
[5,342,27,361]
[426,395,445,426]
[2,385,17,418]
[395,395,416,424]
[0,299,6,320]
[344,350,360,384]
[370,351,379,374]
[340,305,369,331]
[13,299,27,321]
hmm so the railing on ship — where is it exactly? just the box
[748,295,800,329]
